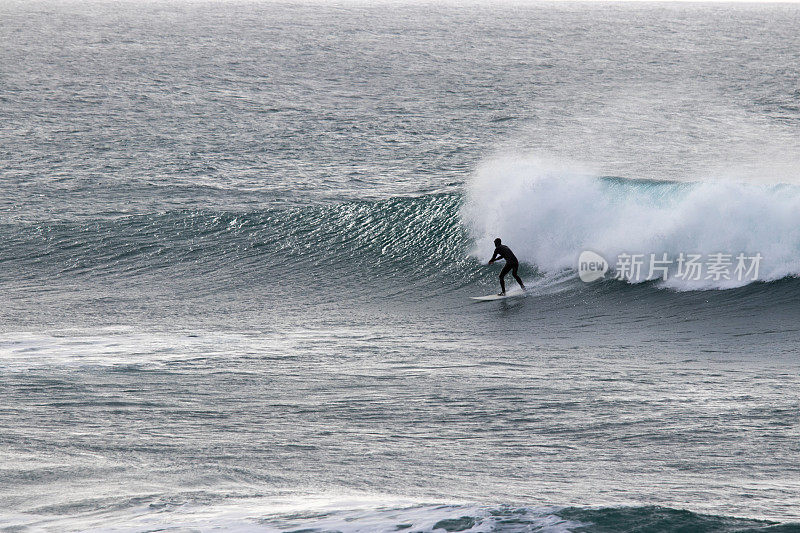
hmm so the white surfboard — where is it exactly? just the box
[471,287,527,301]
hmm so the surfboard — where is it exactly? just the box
[471,288,527,301]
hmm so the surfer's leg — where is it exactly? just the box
[499,263,511,294]
[512,264,525,290]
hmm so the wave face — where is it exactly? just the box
[0,194,475,296]
[462,157,800,290]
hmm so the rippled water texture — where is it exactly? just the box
[2,1,800,531]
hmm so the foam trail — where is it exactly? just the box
[461,156,800,290]
[11,493,586,533]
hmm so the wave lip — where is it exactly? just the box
[462,157,800,291]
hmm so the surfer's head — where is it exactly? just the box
[494,238,501,246]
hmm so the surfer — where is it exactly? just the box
[488,238,525,295]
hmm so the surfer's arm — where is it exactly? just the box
[488,251,500,264]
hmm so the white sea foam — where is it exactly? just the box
[65,494,584,533]
[462,156,800,290]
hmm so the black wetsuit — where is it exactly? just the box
[490,244,525,293]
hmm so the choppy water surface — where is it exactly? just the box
[2,1,800,531]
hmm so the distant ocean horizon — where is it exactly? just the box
[2,1,800,531]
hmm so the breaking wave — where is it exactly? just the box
[462,157,800,290]
[4,159,800,296]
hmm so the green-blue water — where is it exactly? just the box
[2,1,800,531]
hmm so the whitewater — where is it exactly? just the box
[463,158,800,289]
[2,1,800,531]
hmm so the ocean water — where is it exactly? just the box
[2,1,800,531]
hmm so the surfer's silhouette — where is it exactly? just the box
[488,238,525,296]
